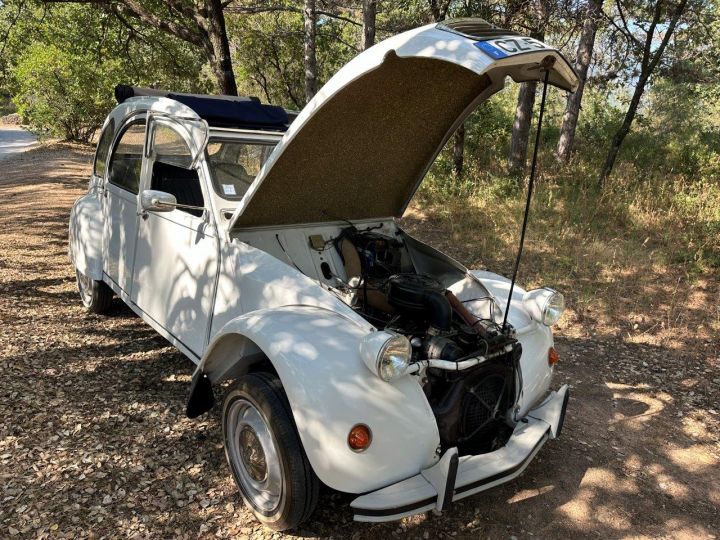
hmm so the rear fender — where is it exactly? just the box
[195,305,440,493]
[69,194,104,280]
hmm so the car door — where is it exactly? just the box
[131,118,218,359]
[103,115,147,294]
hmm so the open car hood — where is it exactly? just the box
[229,19,578,230]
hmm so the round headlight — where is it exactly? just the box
[522,288,565,326]
[542,291,565,326]
[359,331,411,381]
[378,335,412,381]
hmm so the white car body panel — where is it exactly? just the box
[472,271,555,417]
[202,306,440,492]
[67,20,575,506]
[104,181,140,293]
[351,386,569,522]
[132,209,218,357]
[69,192,104,279]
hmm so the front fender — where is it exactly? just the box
[197,306,440,494]
[69,193,104,279]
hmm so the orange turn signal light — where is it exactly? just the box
[548,347,560,366]
[348,424,372,452]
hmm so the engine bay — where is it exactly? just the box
[327,225,521,455]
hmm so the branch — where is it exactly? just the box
[225,5,361,26]
[43,0,204,47]
[639,0,665,72]
[646,0,688,75]
[163,0,196,20]
[0,0,26,65]
[615,0,638,43]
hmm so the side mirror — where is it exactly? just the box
[140,189,177,212]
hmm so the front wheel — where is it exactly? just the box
[222,372,319,531]
[75,269,113,314]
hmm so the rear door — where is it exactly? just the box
[103,115,147,294]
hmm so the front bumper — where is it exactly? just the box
[351,385,570,523]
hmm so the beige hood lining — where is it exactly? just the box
[233,53,492,228]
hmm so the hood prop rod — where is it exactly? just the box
[502,58,554,332]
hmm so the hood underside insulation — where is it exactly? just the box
[232,53,491,228]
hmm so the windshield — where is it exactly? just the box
[206,139,277,200]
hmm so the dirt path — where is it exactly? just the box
[0,145,718,539]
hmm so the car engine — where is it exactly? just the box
[332,226,521,456]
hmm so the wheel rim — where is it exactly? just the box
[76,270,93,306]
[225,398,283,513]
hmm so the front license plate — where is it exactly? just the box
[474,37,551,59]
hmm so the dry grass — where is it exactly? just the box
[407,159,720,352]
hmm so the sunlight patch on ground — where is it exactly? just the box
[506,484,555,504]
[556,468,640,531]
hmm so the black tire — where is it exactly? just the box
[222,372,319,531]
[75,269,114,314]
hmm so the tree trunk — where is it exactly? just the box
[303,0,318,103]
[453,123,465,175]
[428,0,450,22]
[507,0,547,175]
[103,0,239,96]
[508,80,538,175]
[361,0,377,50]
[204,0,238,95]
[599,74,647,184]
[556,0,601,163]
[599,0,688,184]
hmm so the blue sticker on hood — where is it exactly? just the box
[474,41,508,59]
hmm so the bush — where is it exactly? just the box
[13,43,113,142]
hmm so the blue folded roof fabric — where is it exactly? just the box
[114,84,290,131]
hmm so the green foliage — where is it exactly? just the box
[227,4,360,108]
[417,70,720,273]
[13,43,112,141]
[1,1,209,141]
[0,0,717,268]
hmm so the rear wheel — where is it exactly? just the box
[75,269,113,314]
[222,372,319,531]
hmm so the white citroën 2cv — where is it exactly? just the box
[69,18,577,531]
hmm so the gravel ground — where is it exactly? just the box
[1,144,718,539]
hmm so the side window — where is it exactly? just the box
[150,123,204,217]
[93,118,115,178]
[108,120,146,194]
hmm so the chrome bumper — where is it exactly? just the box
[351,385,570,523]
